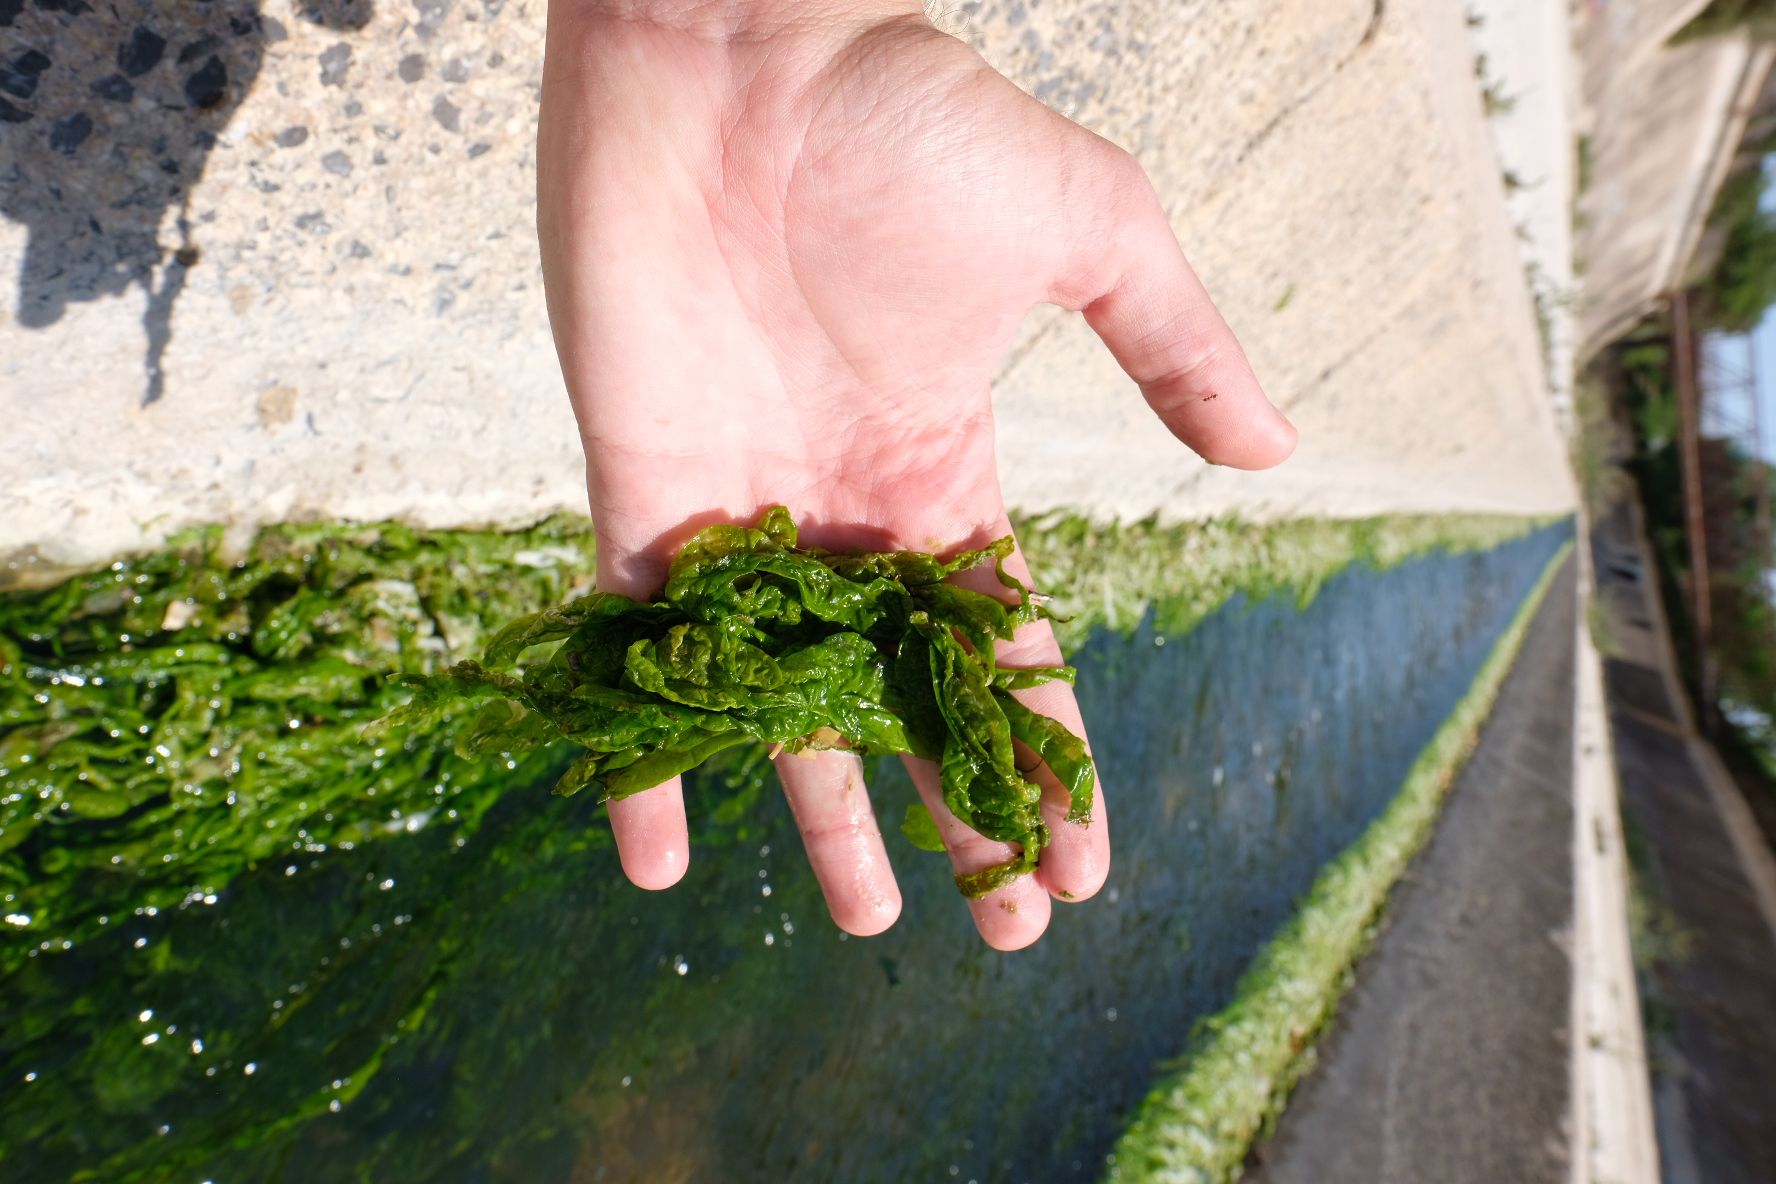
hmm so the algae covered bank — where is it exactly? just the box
[0,513,1570,1182]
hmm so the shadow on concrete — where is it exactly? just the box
[0,0,374,403]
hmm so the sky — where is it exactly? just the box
[1715,156,1776,464]
[1750,315,1776,464]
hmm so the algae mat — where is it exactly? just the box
[0,515,1569,1181]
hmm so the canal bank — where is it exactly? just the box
[0,515,1569,1181]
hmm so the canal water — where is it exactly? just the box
[2,521,1570,1183]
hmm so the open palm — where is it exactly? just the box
[536,2,1295,949]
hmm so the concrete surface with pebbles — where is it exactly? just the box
[1,0,1575,583]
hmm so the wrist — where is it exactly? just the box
[551,0,924,38]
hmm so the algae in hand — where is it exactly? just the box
[379,507,1095,897]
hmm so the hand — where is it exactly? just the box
[536,0,1296,949]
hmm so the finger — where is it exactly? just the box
[607,776,691,890]
[902,754,1053,951]
[775,749,903,937]
[1061,149,1296,470]
[589,539,693,892]
[950,547,1111,903]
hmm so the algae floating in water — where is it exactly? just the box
[377,506,1094,898]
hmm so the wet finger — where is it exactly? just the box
[902,754,1052,951]
[1001,628,1111,903]
[949,546,1111,903]
[607,776,690,890]
[776,749,903,937]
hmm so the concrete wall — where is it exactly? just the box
[1575,0,1776,354]
[1,0,1574,582]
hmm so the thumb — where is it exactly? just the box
[1058,148,1297,470]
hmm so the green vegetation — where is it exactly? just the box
[379,507,1094,898]
[1,509,1549,976]
[1611,332,1776,834]
[0,519,599,978]
[1572,373,1630,519]
[1693,162,1776,332]
[1019,512,1546,652]
[1105,542,1572,1184]
[1620,811,1690,1050]
[1673,0,1776,43]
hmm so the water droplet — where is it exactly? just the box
[190,1039,204,1054]
[141,1032,160,1045]
[761,884,772,897]
[672,956,689,976]
[764,932,775,946]
[379,878,395,891]
[139,1009,154,1022]
[243,1062,257,1075]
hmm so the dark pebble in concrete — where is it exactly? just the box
[322,149,352,176]
[48,111,93,154]
[118,27,166,78]
[442,57,470,83]
[300,0,374,30]
[467,142,489,158]
[319,41,352,87]
[90,73,134,102]
[399,53,426,82]
[276,125,309,147]
[432,94,460,132]
[0,49,50,101]
[414,0,453,39]
[177,34,220,65]
[0,96,28,122]
[184,55,227,109]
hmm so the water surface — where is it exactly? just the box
[1,523,1570,1182]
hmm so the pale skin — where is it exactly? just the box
[537,0,1297,950]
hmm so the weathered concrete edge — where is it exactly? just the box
[1620,494,1776,952]
[1102,540,1575,1184]
[1570,511,1661,1184]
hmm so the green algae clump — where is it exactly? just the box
[376,507,1095,898]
